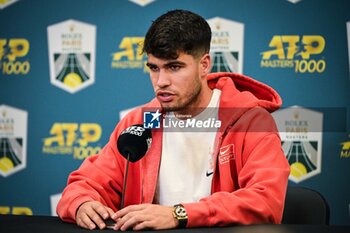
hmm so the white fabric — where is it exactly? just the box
[156,89,221,206]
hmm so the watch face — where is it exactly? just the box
[175,206,187,217]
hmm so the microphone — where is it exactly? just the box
[117,124,152,208]
[117,124,152,162]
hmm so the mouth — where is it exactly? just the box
[156,91,175,103]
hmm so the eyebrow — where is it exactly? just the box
[164,61,186,68]
[146,60,186,68]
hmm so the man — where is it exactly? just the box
[57,9,290,231]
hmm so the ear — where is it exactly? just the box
[199,53,211,76]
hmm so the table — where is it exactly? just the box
[0,215,349,233]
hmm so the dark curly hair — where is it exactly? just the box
[142,9,211,59]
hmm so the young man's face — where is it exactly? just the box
[147,52,210,115]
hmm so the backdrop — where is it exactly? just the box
[0,0,349,225]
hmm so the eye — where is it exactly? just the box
[148,64,159,72]
[169,65,181,71]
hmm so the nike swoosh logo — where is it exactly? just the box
[206,171,213,177]
[220,146,230,155]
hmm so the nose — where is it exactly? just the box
[156,70,171,88]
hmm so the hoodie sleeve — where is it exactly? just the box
[56,102,158,223]
[183,108,290,227]
[56,127,125,223]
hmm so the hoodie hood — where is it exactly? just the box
[207,72,282,112]
[206,72,282,132]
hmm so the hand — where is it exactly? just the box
[111,204,178,231]
[75,201,115,230]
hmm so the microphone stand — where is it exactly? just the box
[120,153,130,209]
[106,154,129,229]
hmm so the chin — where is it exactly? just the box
[161,105,181,112]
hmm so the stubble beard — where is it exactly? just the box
[161,81,202,114]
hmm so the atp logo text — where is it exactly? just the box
[0,39,30,75]
[42,123,102,159]
[261,35,326,73]
[111,37,148,72]
[0,206,33,215]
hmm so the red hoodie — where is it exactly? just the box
[57,72,290,227]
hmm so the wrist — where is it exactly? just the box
[172,204,188,228]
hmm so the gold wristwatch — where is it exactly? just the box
[173,204,188,228]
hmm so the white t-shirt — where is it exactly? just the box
[155,89,222,205]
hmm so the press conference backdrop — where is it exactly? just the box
[0,0,349,225]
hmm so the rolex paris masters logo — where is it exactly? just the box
[47,19,96,94]
[0,105,27,177]
[272,106,323,183]
[0,0,19,9]
[207,17,244,74]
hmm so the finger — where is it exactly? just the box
[79,212,96,230]
[76,216,89,229]
[106,207,115,218]
[133,221,151,231]
[112,204,145,220]
[113,213,130,231]
[76,203,92,229]
[113,210,138,231]
[92,202,110,220]
[113,205,149,231]
[121,210,152,231]
[103,208,117,228]
[85,207,106,230]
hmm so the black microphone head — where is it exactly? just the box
[117,124,152,162]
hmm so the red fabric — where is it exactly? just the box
[56,72,290,226]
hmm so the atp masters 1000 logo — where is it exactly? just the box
[340,134,350,158]
[0,206,32,215]
[111,37,148,72]
[42,123,102,160]
[0,38,30,75]
[261,35,326,74]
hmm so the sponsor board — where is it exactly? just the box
[347,22,350,76]
[272,106,323,183]
[0,206,32,215]
[111,37,147,72]
[0,38,30,75]
[286,0,302,4]
[42,123,102,160]
[47,19,96,93]
[0,0,19,9]
[128,0,155,7]
[0,105,27,177]
[340,134,350,158]
[261,35,326,74]
[207,17,244,74]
